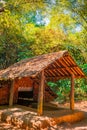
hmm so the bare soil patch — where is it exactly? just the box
[0,101,87,130]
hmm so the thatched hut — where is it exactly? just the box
[0,77,57,105]
[0,50,85,115]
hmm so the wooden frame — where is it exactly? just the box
[37,70,45,116]
[9,80,15,107]
[0,51,84,114]
[70,74,75,110]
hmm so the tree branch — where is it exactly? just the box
[0,8,4,13]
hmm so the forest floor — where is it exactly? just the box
[0,101,87,130]
[56,101,87,130]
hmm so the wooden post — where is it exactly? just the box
[70,74,75,110]
[37,70,45,116]
[9,80,15,107]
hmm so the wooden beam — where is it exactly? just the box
[46,66,78,71]
[37,70,45,116]
[70,74,75,110]
[9,80,15,107]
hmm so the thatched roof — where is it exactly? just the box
[0,50,85,81]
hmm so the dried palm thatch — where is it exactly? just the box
[0,50,85,81]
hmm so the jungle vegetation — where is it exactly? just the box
[0,0,87,101]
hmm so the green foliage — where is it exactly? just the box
[75,79,87,100]
[0,9,33,68]
[48,78,87,102]
[48,79,71,103]
[30,28,66,55]
[0,10,21,68]
[0,0,87,102]
[80,64,87,76]
[0,0,87,68]
[17,43,34,61]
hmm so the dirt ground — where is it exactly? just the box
[0,101,87,130]
[57,101,87,130]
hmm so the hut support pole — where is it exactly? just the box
[37,70,45,116]
[9,80,15,107]
[70,74,75,110]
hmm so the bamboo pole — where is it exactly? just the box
[70,74,75,110]
[37,70,45,116]
[9,80,15,107]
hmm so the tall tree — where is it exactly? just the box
[0,0,87,69]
